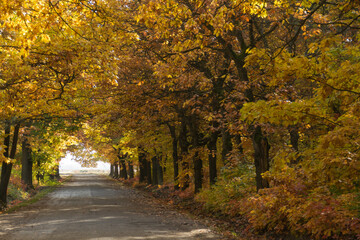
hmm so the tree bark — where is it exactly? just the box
[221,129,233,164]
[113,161,119,179]
[179,117,190,190]
[0,122,20,208]
[120,159,127,179]
[290,127,299,152]
[289,126,301,165]
[138,150,151,184]
[157,160,164,186]
[146,158,152,185]
[21,134,34,191]
[139,151,146,183]
[252,125,270,191]
[168,124,179,189]
[208,129,219,186]
[109,163,114,177]
[152,156,158,185]
[188,116,202,193]
[128,161,134,179]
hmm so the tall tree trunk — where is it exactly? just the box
[179,117,190,190]
[290,127,299,152]
[139,151,146,183]
[289,126,300,165]
[193,150,202,193]
[168,124,179,189]
[252,125,270,191]
[56,165,60,179]
[158,160,164,186]
[128,162,134,179]
[221,129,233,164]
[120,159,127,180]
[21,134,33,191]
[188,116,202,193]
[0,122,20,208]
[118,155,124,179]
[113,161,119,179]
[152,156,158,185]
[109,163,114,177]
[208,128,219,186]
[146,158,152,185]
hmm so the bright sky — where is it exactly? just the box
[59,152,110,173]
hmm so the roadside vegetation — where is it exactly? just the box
[1,165,66,214]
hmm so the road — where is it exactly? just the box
[0,174,219,240]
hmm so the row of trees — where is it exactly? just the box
[1,0,359,238]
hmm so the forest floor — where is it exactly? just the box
[0,173,221,240]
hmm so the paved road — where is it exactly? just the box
[0,174,219,240]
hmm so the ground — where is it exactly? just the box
[0,173,221,240]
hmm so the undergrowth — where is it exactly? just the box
[2,166,67,213]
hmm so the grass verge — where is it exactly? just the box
[4,175,72,214]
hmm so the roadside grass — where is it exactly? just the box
[3,174,72,214]
[5,186,56,214]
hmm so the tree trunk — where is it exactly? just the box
[109,163,114,177]
[55,165,60,179]
[290,127,299,152]
[152,156,158,185]
[188,116,202,193]
[139,151,146,183]
[21,135,34,191]
[289,126,300,164]
[146,158,152,185]
[208,129,219,186]
[113,162,119,179]
[158,160,164,186]
[120,159,127,179]
[128,162,134,179]
[0,123,20,208]
[221,129,233,164]
[179,117,190,190]
[252,125,270,191]
[168,124,179,189]
[193,151,202,193]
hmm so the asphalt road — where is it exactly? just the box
[0,174,219,240]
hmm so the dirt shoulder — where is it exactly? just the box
[117,179,261,240]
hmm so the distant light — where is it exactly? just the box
[59,153,110,173]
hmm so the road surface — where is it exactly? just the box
[0,174,219,240]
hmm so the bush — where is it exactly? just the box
[246,166,360,239]
[196,163,256,217]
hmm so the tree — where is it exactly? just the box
[0,121,20,208]
[21,125,34,191]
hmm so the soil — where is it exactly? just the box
[0,173,221,240]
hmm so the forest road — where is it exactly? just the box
[0,173,220,240]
